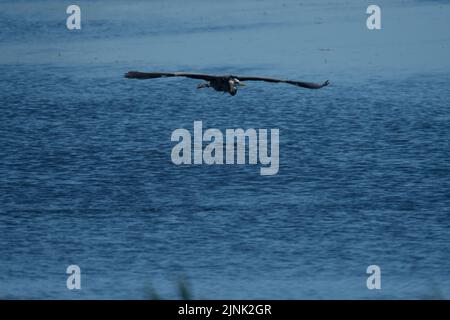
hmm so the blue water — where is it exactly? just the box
[1,0,450,299]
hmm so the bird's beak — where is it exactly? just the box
[238,81,246,87]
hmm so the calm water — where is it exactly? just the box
[1,0,450,299]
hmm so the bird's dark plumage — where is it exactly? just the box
[124,71,329,95]
[235,76,330,89]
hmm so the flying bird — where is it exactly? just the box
[124,71,329,96]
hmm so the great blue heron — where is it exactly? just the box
[124,71,329,96]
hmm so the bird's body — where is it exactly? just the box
[197,76,240,95]
[124,71,329,96]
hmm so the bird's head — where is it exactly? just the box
[231,77,246,87]
[228,78,246,95]
[233,78,246,87]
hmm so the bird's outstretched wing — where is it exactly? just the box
[124,71,218,81]
[235,76,330,89]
